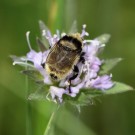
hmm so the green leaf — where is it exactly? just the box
[39,20,50,49]
[28,85,50,101]
[65,90,99,107]
[96,34,111,44]
[67,93,92,107]
[104,82,134,95]
[67,82,133,107]
[100,58,122,74]
[36,37,47,52]
[83,82,133,97]
[21,69,44,83]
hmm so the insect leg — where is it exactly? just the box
[79,52,85,63]
[68,65,79,93]
[41,63,45,68]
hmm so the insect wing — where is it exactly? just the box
[46,44,79,71]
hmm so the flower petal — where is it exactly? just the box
[90,75,114,90]
[49,86,65,102]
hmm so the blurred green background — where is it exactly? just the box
[0,0,135,135]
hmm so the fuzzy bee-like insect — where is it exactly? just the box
[44,33,84,82]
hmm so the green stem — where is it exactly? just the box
[25,62,32,135]
[43,105,60,135]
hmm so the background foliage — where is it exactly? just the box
[0,0,135,135]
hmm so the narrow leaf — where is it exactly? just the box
[39,20,50,34]
[21,70,43,83]
[100,58,122,74]
[96,34,111,44]
[10,55,27,62]
[67,93,91,107]
[104,82,134,95]
[36,37,47,52]
[38,20,50,49]
[28,85,50,101]
[68,82,133,107]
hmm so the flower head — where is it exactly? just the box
[12,22,114,103]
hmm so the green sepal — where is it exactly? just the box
[96,34,111,44]
[28,85,50,101]
[100,58,123,74]
[39,20,51,49]
[65,82,133,107]
[103,82,134,95]
[21,69,44,84]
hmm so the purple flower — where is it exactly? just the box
[69,82,85,97]
[90,75,114,90]
[42,29,60,46]
[27,50,42,68]
[12,24,114,103]
[49,86,65,103]
[81,24,89,37]
[26,32,52,84]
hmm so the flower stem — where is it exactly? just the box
[43,105,60,135]
[25,62,32,135]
